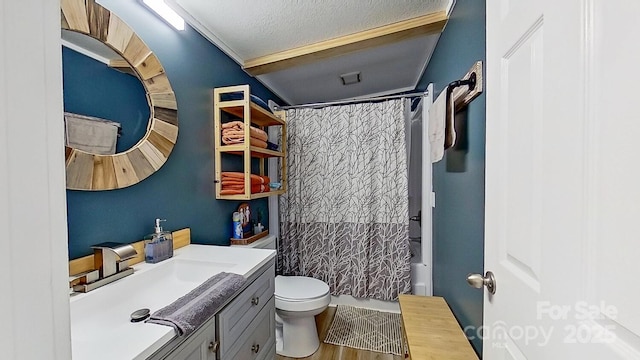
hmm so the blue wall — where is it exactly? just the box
[63,47,149,152]
[416,0,486,354]
[66,1,283,259]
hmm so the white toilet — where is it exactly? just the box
[274,275,330,357]
[236,235,331,358]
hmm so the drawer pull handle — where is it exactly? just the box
[251,344,260,353]
[208,341,219,353]
[251,296,260,306]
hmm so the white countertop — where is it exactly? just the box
[70,244,276,360]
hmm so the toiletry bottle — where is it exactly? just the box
[232,212,243,239]
[144,218,174,263]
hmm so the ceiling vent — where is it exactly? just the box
[340,71,361,86]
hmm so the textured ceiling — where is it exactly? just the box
[172,0,450,60]
[166,0,453,104]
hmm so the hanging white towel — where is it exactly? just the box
[428,90,446,162]
[64,112,120,155]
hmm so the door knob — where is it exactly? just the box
[466,271,496,294]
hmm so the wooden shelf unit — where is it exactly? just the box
[214,85,287,200]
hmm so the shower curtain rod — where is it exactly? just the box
[274,90,428,110]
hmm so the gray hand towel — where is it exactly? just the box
[146,272,246,336]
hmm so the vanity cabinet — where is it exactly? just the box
[222,300,275,360]
[154,260,275,360]
[213,85,287,200]
[163,321,217,360]
[218,263,275,359]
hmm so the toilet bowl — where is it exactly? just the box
[274,275,331,358]
[232,236,331,358]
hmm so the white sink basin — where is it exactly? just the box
[71,258,237,318]
[133,258,236,291]
[70,244,275,360]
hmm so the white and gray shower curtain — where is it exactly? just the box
[280,99,411,301]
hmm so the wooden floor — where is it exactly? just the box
[276,306,404,360]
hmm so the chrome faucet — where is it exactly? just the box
[72,242,137,293]
[92,242,137,277]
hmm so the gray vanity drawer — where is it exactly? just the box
[218,263,274,357]
[223,296,275,360]
[161,319,216,360]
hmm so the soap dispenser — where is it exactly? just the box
[144,218,174,263]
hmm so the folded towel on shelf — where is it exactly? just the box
[221,176,270,185]
[251,138,268,149]
[220,172,272,195]
[221,180,268,187]
[221,172,270,184]
[222,184,269,191]
[266,141,279,151]
[221,131,268,149]
[221,121,268,142]
[146,272,246,336]
[221,184,271,194]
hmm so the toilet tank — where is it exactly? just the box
[230,235,276,250]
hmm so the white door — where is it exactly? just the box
[484,0,640,358]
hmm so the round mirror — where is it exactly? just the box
[61,0,178,191]
[62,30,150,153]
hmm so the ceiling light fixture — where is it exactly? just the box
[142,0,185,31]
[340,71,361,86]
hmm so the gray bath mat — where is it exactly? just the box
[324,305,403,355]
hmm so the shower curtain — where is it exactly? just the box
[279,99,411,301]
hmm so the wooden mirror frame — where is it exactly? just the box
[61,0,178,190]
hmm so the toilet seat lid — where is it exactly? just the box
[275,275,329,301]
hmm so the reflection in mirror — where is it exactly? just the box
[62,30,150,154]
